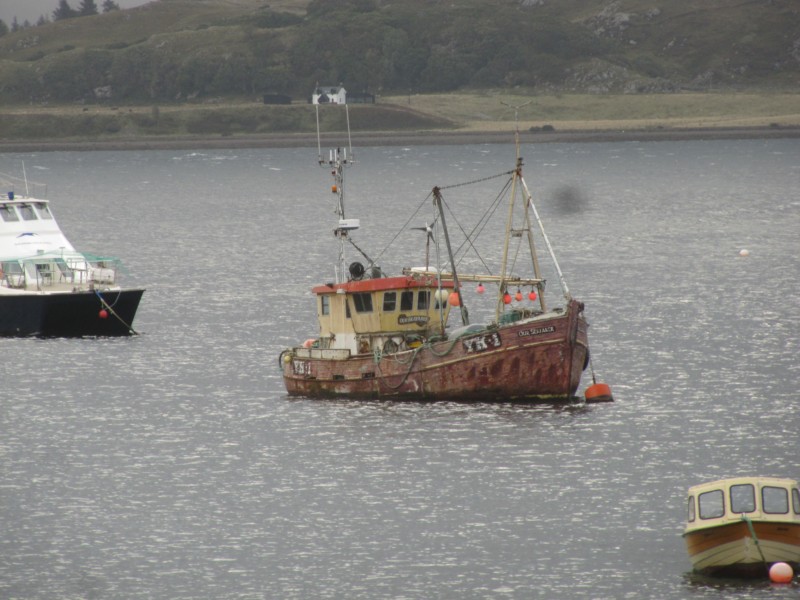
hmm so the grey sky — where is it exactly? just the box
[1,0,153,25]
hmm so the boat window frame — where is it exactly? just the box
[400,290,413,311]
[320,294,330,316]
[18,203,37,221]
[687,495,696,523]
[0,205,19,222]
[383,291,397,312]
[730,483,756,514]
[698,489,725,520]
[417,290,430,310]
[352,292,373,314]
[35,202,53,219]
[793,488,800,515]
[762,486,789,515]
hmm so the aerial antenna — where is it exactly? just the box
[500,100,532,157]
[500,100,532,131]
[22,161,30,196]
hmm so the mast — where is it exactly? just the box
[317,103,356,284]
[520,170,547,312]
[495,101,532,321]
[520,175,571,300]
[496,155,521,322]
[433,187,469,326]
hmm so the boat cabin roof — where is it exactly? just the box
[687,476,799,495]
[312,273,455,295]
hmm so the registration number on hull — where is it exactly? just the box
[462,332,501,354]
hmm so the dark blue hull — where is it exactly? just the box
[0,288,144,337]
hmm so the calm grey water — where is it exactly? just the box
[1,138,798,599]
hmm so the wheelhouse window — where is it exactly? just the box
[383,292,396,311]
[730,484,756,513]
[18,204,37,220]
[762,486,789,514]
[0,206,19,222]
[699,489,724,519]
[687,496,695,522]
[35,203,53,219]
[320,295,330,316]
[352,293,373,313]
[417,290,430,310]
[400,291,413,311]
[793,489,800,514]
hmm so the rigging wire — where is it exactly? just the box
[372,169,516,272]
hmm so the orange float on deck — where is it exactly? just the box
[585,382,613,403]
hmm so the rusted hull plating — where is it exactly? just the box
[684,521,800,576]
[283,299,588,402]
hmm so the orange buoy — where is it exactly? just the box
[448,292,460,306]
[769,562,794,583]
[331,185,338,193]
[585,382,613,403]
[515,290,523,302]
[476,283,485,294]
[98,309,109,319]
[528,290,537,301]
[503,292,512,305]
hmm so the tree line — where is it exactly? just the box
[0,0,120,34]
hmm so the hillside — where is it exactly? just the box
[0,0,799,106]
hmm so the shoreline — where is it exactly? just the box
[1,125,798,152]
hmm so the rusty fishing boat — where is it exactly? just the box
[280,123,602,402]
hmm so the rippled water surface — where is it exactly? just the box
[1,139,798,599]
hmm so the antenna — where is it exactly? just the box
[500,100,532,132]
[22,161,30,196]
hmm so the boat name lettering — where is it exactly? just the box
[398,314,429,325]
[462,332,502,354]
[518,326,555,337]
[292,360,311,376]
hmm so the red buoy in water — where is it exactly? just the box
[98,309,109,319]
[585,382,613,403]
[769,562,794,583]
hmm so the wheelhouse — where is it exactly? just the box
[311,273,455,356]
[685,477,800,532]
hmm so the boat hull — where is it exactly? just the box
[283,299,588,402]
[0,288,144,337]
[684,520,800,576]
